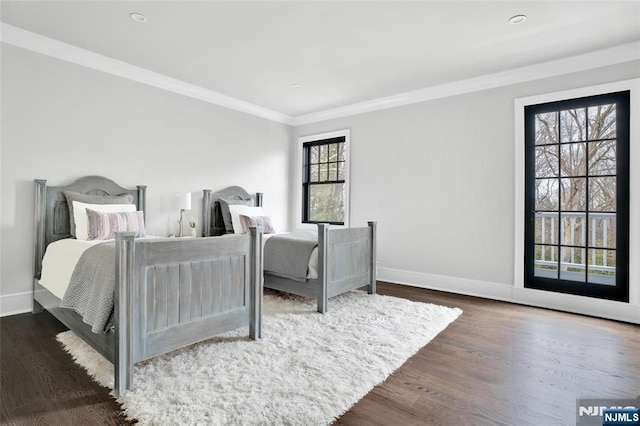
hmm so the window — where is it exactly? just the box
[524,91,630,302]
[301,131,349,225]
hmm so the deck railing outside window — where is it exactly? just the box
[535,211,616,275]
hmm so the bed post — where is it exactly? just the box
[255,192,263,207]
[203,189,212,237]
[249,226,264,340]
[115,232,135,395]
[33,179,47,314]
[137,185,147,218]
[368,221,377,295]
[317,223,329,314]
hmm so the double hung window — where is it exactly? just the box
[301,134,349,225]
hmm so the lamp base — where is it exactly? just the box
[177,209,185,238]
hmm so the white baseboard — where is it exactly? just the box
[3,269,638,324]
[378,267,640,325]
[0,291,33,317]
[378,267,514,301]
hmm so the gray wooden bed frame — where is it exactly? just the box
[33,176,264,395]
[203,186,376,313]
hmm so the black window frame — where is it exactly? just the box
[524,90,630,302]
[302,136,346,225]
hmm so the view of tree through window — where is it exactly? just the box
[302,137,346,224]
[524,90,629,302]
[534,103,618,282]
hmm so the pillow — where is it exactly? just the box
[227,205,264,234]
[238,214,276,234]
[64,190,134,237]
[72,200,137,240]
[86,209,146,240]
[218,198,255,233]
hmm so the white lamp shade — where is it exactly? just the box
[176,192,192,210]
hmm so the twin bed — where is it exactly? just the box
[33,176,377,395]
[203,186,377,313]
[33,176,263,395]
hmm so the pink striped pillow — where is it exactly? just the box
[238,214,275,234]
[86,209,146,240]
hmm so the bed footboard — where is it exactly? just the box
[114,228,263,395]
[263,222,377,313]
[317,221,377,313]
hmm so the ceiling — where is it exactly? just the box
[2,1,639,120]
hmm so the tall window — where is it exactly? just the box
[302,134,349,225]
[524,91,630,302]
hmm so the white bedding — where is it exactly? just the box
[39,238,105,299]
[39,234,318,301]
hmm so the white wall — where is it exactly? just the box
[293,60,640,323]
[2,39,639,323]
[1,44,292,315]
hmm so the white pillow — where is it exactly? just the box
[72,200,137,240]
[228,204,264,234]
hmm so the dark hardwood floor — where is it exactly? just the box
[1,282,638,425]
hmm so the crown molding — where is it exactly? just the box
[292,41,640,126]
[2,23,638,128]
[0,23,294,125]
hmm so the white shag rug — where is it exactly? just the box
[57,290,462,425]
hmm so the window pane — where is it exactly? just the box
[560,246,585,282]
[535,112,558,145]
[328,162,338,181]
[329,143,338,162]
[588,214,616,249]
[560,178,586,211]
[309,183,345,223]
[560,108,586,142]
[534,244,558,279]
[588,103,616,140]
[319,163,328,181]
[587,249,616,285]
[320,145,328,162]
[535,145,559,178]
[337,162,345,180]
[560,143,586,177]
[310,165,319,182]
[588,140,616,176]
[560,213,585,246]
[310,146,319,164]
[589,177,616,212]
[338,142,346,162]
[535,179,558,210]
[535,213,557,244]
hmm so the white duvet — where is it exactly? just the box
[39,238,105,299]
[39,234,318,300]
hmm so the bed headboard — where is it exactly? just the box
[33,176,147,278]
[202,186,263,237]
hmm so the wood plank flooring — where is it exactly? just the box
[1,282,638,425]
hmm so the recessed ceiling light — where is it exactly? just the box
[508,14,527,24]
[291,84,301,89]
[130,12,148,23]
